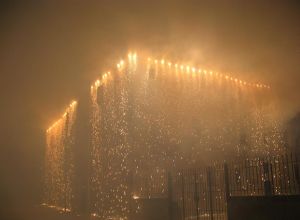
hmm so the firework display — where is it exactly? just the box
[44,101,77,212]
[89,54,284,219]
[44,53,284,219]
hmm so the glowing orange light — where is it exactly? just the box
[133,53,137,60]
[70,100,77,107]
[89,52,271,111]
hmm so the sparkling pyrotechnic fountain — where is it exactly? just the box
[43,100,77,212]
[44,52,284,219]
[88,53,283,219]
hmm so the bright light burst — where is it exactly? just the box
[88,52,281,219]
[45,52,281,220]
[44,100,77,212]
[146,57,270,89]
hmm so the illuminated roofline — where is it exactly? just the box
[46,100,77,133]
[91,52,271,91]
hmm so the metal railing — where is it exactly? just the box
[167,153,300,220]
[227,154,300,196]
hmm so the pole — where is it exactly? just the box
[181,173,186,220]
[168,172,173,220]
[207,167,214,220]
[224,163,230,220]
[194,172,199,220]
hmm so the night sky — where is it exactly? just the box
[0,0,299,214]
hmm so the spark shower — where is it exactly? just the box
[43,52,284,219]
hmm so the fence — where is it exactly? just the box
[166,153,300,220]
[227,154,300,197]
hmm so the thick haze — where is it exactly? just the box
[0,0,299,212]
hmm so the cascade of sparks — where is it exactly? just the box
[89,53,283,219]
[44,100,77,212]
[43,52,284,219]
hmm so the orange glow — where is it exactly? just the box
[133,53,137,60]
[128,53,132,59]
[89,53,271,115]
[133,195,139,200]
[46,100,77,133]
[146,56,271,89]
